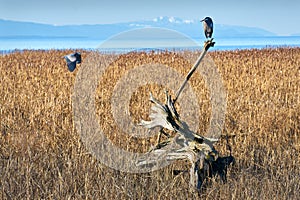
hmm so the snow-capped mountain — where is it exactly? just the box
[0,17,276,39]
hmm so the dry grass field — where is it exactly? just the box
[0,47,299,199]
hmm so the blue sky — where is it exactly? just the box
[0,0,299,35]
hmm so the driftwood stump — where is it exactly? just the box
[137,39,234,190]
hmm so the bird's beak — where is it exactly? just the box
[200,19,204,22]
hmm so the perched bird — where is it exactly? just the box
[201,17,213,39]
[64,52,81,72]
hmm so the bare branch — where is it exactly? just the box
[173,39,215,104]
[137,39,233,191]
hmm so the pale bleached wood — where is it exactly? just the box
[137,39,233,190]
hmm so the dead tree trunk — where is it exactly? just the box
[137,39,234,190]
[137,89,219,190]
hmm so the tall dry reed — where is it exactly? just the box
[0,48,299,199]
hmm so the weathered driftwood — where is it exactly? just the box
[137,90,219,189]
[137,39,234,190]
[173,39,215,103]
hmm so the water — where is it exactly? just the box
[1,36,300,52]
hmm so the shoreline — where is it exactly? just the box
[1,45,300,55]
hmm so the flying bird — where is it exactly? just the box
[64,52,81,72]
[201,17,213,39]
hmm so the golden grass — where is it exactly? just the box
[0,48,299,199]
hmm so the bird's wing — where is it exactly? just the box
[75,53,82,64]
[67,61,76,72]
[65,54,77,62]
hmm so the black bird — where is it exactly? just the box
[64,52,81,72]
[201,17,213,39]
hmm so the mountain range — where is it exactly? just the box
[0,16,276,39]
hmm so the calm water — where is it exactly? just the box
[1,36,300,52]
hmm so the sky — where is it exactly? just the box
[0,0,300,36]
